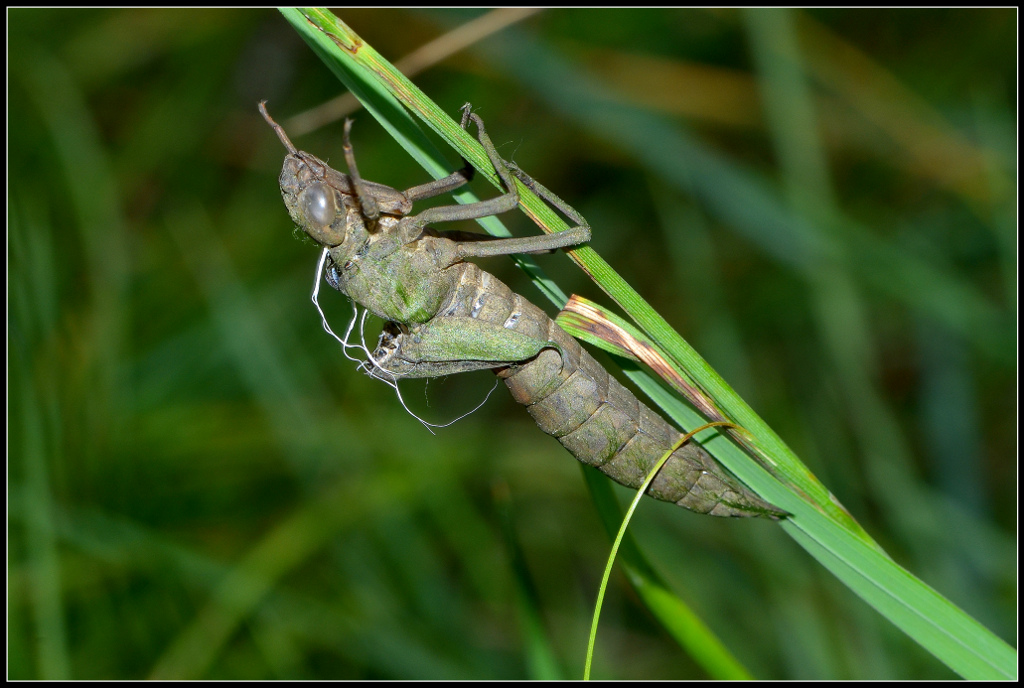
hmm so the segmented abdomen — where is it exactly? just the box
[443,263,782,518]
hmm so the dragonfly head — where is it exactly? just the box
[260,101,355,248]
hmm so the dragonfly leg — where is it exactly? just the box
[401,160,475,202]
[342,119,380,223]
[400,103,494,202]
[456,104,594,252]
[504,160,592,241]
[396,109,520,243]
[397,106,592,256]
[453,226,589,259]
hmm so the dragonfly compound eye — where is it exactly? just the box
[301,183,338,229]
[297,183,347,246]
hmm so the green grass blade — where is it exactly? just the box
[583,436,755,681]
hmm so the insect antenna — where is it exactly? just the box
[258,101,298,155]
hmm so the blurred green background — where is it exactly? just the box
[8,8,1016,679]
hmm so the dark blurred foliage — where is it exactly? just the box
[8,8,1016,679]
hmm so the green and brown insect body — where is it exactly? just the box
[259,101,784,519]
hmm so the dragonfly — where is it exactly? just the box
[260,101,783,519]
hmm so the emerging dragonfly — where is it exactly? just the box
[260,101,783,518]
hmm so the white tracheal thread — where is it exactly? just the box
[310,248,497,433]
